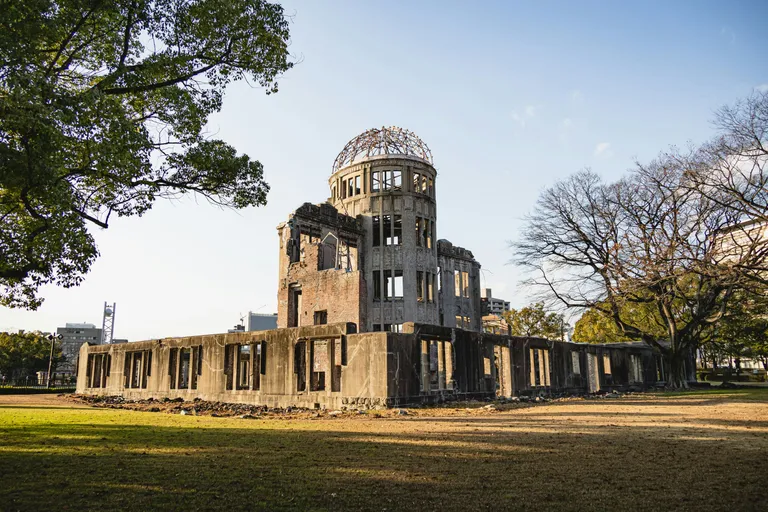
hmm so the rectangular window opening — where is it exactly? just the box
[314,310,328,325]
[416,271,424,302]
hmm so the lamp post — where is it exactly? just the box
[46,333,63,388]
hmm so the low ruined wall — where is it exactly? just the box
[77,323,389,410]
[77,322,667,408]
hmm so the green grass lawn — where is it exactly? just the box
[1,389,766,511]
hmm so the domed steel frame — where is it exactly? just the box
[332,126,433,172]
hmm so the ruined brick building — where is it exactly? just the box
[277,127,481,333]
[77,127,669,408]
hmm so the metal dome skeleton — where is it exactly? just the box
[332,126,433,172]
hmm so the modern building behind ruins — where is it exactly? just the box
[77,127,671,407]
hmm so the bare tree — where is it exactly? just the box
[514,95,768,388]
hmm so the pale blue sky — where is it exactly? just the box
[2,0,767,340]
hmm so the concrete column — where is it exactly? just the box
[501,346,513,397]
[445,342,454,390]
[420,339,429,393]
[529,348,536,386]
[438,341,446,390]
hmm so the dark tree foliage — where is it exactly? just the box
[0,0,293,308]
[0,330,62,380]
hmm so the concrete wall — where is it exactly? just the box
[77,323,390,410]
[77,322,668,408]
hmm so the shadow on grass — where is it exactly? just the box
[1,402,766,512]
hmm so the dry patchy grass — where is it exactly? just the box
[0,389,766,511]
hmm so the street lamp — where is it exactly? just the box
[46,333,63,388]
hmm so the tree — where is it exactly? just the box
[514,94,768,388]
[707,291,768,371]
[1,0,294,309]
[0,330,61,381]
[503,302,570,340]
[572,301,667,343]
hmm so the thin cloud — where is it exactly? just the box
[594,142,612,157]
[511,105,539,128]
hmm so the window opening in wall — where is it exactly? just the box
[354,175,361,195]
[347,178,354,198]
[437,266,442,291]
[372,215,381,246]
[331,185,336,202]
[454,270,461,297]
[428,273,435,302]
[341,179,347,199]
[311,340,328,391]
[237,344,250,390]
[415,217,422,246]
[571,351,581,375]
[337,239,353,271]
[416,271,424,302]
[655,355,665,382]
[383,215,392,245]
[131,351,143,389]
[388,324,403,333]
[318,234,337,271]
[533,349,541,386]
[289,287,302,328]
[413,172,421,192]
[295,341,307,392]
[252,342,263,391]
[224,345,234,390]
[314,310,328,325]
[332,339,342,392]
[288,224,301,263]
[179,348,191,389]
[392,170,402,189]
[455,315,463,329]
[169,348,179,389]
[384,215,402,245]
[371,171,381,192]
[421,175,428,194]
[382,170,402,190]
[603,353,612,375]
[427,220,433,249]
[373,271,382,300]
[429,177,434,196]
[462,271,469,298]
[373,324,382,331]
[391,270,403,298]
[88,353,110,388]
[630,354,643,383]
[191,345,201,390]
[423,219,431,248]
[393,215,402,245]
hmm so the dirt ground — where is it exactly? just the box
[1,389,766,511]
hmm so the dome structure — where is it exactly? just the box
[332,126,433,172]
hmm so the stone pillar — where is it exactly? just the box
[445,341,454,390]
[421,339,429,393]
[438,341,446,390]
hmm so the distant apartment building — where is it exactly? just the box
[481,288,510,317]
[57,323,102,375]
[247,312,278,331]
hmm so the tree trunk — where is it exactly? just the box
[665,350,690,390]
